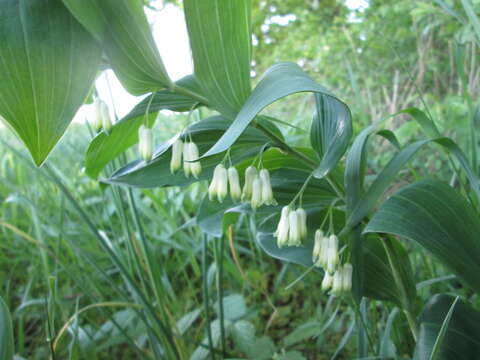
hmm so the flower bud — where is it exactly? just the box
[326,234,339,273]
[297,207,307,240]
[216,164,228,202]
[259,169,277,206]
[312,229,323,265]
[321,272,333,291]
[331,269,343,295]
[342,263,353,292]
[188,142,202,178]
[241,166,257,201]
[275,206,290,248]
[138,125,153,161]
[250,175,263,209]
[170,139,183,173]
[288,210,301,246]
[228,167,242,202]
[89,99,103,132]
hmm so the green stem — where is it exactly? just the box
[172,84,211,107]
[216,236,226,357]
[202,236,215,360]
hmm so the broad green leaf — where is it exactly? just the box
[214,294,247,321]
[184,0,252,118]
[106,116,271,188]
[197,197,243,238]
[460,0,480,43]
[0,0,101,165]
[365,179,480,293]
[202,62,348,158]
[310,93,352,178]
[429,297,459,360]
[62,0,171,94]
[0,297,14,360]
[345,137,480,232]
[414,294,480,360]
[85,75,204,179]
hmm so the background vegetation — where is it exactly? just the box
[0,0,479,359]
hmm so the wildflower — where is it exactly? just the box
[92,98,112,132]
[331,269,343,295]
[275,206,290,248]
[138,125,153,161]
[321,272,333,291]
[296,207,307,240]
[250,175,263,209]
[326,234,339,273]
[208,164,224,201]
[312,229,324,265]
[228,167,242,202]
[183,142,202,178]
[288,210,302,246]
[216,164,228,202]
[259,169,276,206]
[242,166,257,201]
[170,139,183,173]
[342,263,353,292]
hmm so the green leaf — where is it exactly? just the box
[429,297,459,360]
[202,62,349,158]
[197,197,243,238]
[62,0,171,94]
[0,0,101,165]
[106,116,271,188]
[460,0,480,43]
[184,0,252,118]
[0,297,14,360]
[85,75,204,179]
[365,179,480,293]
[415,294,480,360]
[310,93,352,178]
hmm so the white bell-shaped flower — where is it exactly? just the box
[250,175,263,209]
[342,263,353,292]
[242,166,258,201]
[183,142,192,177]
[275,206,290,248]
[326,234,339,273]
[288,210,302,246]
[321,272,333,291]
[208,164,222,201]
[259,169,276,206]
[228,167,242,202]
[188,142,202,178]
[331,269,343,295]
[318,235,330,268]
[296,207,307,240]
[312,229,324,265]
[170,139,183,173]
[93,98,112,132]
[138,125,153,161]
[216,164,228,202]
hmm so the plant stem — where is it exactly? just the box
[172,84,211,107]
[216,236,227,357]
[202,235,215,360]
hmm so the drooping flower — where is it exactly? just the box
[250,175,263,209]
[288,210,302,246]
[228,167,242,202]
[183,142,202,178]
[208,164,222,201]
[170,139,183,173]
[326,234,339,273]
[242,166,258,201]
[296,207,307,240]
[138,125,153,162]
[259,169,276,206]
[321,272,333,291]
[312,229,324,265]
[275,206,290,248]
[92,98,112,132]
[331,269,343,295]
[342,263,353,292]
[216,164,228,202]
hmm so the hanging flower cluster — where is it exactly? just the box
[274,206,307,248]
[312,230,352,295]
[241,166,276,208]
[90,98,112,132]
[138,125,153,162]
[169,138,202,178]
[208,164,242,202]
